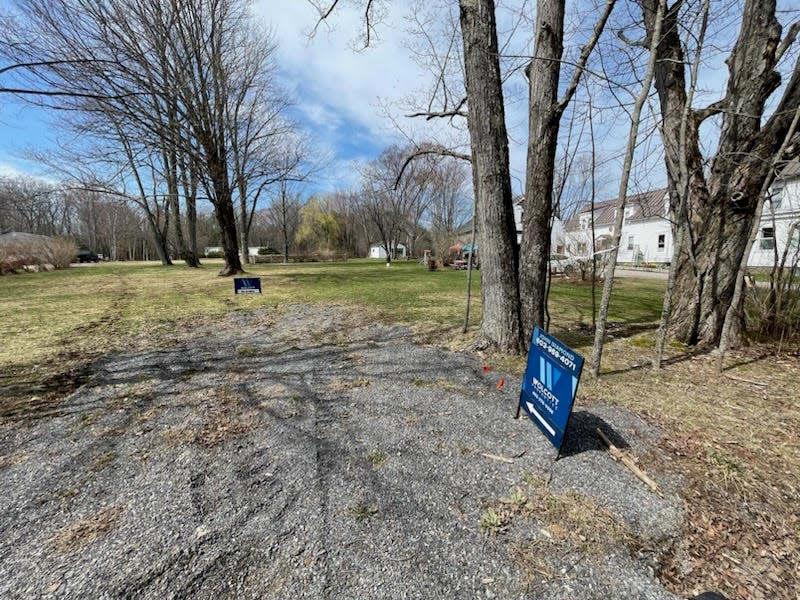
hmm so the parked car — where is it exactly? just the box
[549,253,580,275]
[75,248,100,263]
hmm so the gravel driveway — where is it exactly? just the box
[0,305,685,599]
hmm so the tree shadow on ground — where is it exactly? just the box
[557,410,630,458]
[597,346,712,377]
[552,321,660,350]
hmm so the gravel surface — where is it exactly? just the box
[0,305,685,599]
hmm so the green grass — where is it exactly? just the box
[0,259,666,371]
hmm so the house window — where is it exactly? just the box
[627,236,634,250]
[760,227,775,250]
[769,188,783,210]
[577,242,587,255]
[657,234,666,250]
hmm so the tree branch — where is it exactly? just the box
[405,109,467,120]
[616,29,647,48]
[393,145,471,189]
[557,0,617,114]
[776,21,800,64]
[693,99,726,124]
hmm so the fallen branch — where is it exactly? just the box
[596,428,662,496]
[723,373,768,387]
[481,452,514,464]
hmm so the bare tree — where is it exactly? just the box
[427,158,471,259]
[4,0,291,276]
[589,0,665,378]
[459,0,523,352]
[310,0,523,352]
[653,0,710,368]
[519,0,616,341]
[359,145,421,265]
[265,180,305,263]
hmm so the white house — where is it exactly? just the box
[455,196,567,255]
[513,196,567,250]
[368,242,407,260]
[562,163,800,270]
[747,160,800,268]
[563,189,673,265]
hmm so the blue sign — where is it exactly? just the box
[518,327,584,450]
[234,277,262,294]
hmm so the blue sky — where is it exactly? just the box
[0,1,512,194]
[0,2,405,186]
[4,1,793,203]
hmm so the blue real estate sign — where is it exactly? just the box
[518,327,584,450]
[234,277,262,294]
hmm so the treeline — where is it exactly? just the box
[2,0,307,274]
[0,142,472,263]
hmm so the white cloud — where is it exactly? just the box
[255,1,474,191]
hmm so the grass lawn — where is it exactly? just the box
[0,258,666,371]
[1,258,797,598]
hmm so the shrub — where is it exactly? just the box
[205,250,224,258]
[257,247,278,255]
[0,255,26,275]
[46,237,79,270]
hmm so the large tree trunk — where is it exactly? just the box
[519,0,565,339]
[642,0,800,347]
[179,151,201,267]
[207,153,243,276]
[519,0,614,343]
[459,0,523,353]
[214,192,243,276]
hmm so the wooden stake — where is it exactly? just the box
[596,428,663,497]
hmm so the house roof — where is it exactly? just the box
[778,158,800,180]
[564,189,669,231]
[455,219,475,237]
[625,188,670,221]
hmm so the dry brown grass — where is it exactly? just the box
[48,506,123,554]
[489,475,642,591]
[556,338,800,600]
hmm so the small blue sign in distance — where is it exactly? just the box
[518,327,584,450]
[234,277,262,294]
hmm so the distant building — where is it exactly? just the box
[455,196,567,255]
[563,189,672,265]
[368,242,407,260]
[561,161,800,270]
[747,159,800,268]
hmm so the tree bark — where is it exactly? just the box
[519,0,615,342]
[519,0,565,339]
[459,0,523,353]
